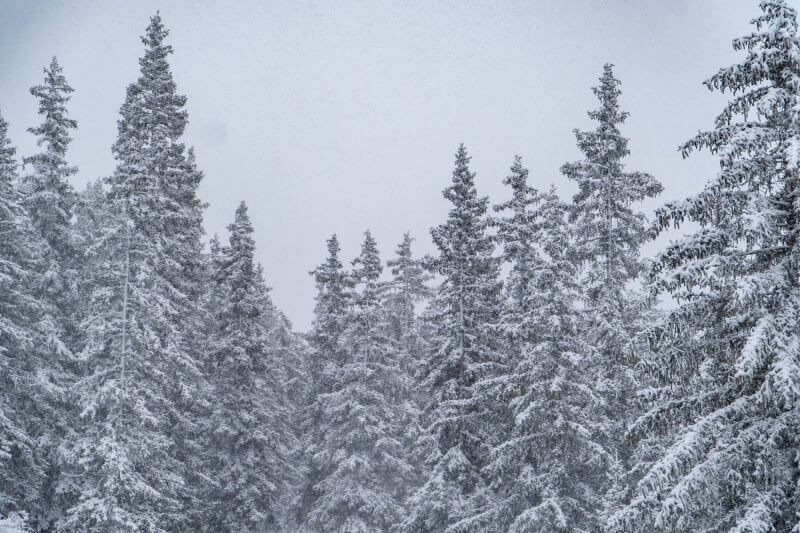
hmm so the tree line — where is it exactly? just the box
[1,1,799,531]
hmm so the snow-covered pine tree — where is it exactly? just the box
[612,2,800,530]
[561,63,662,518]
[22,55,80,358]
[488,162,610,531]
[203,202,292,531]
[402,144,505,533]
[384,232,432,494]
[0,109,43,528]
[19,58,83,528]
[22,56,78,263]
[297,234,354,527]
[384,232,432,374]
[304,230,415,532]
[493,156,542,343]
[62,13,207,530]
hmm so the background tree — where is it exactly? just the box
[402,144,505,533]
[203,202,292,531]
[304,231,415,532]
[487,186,609,532]
[0,109,45,529]
[297,234,354,527]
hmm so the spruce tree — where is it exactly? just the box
[614,1,800,530]
[20,58,83,528]
[303,231,415,532]
[384,232,432,490]
[203,202,292,531]
[62,13,206,530]
[561,63,662,518]
[402,144,505,533]
[384,233,432,370]
[493,156,542,341]
[298,234,354,527]
[487,182,609,532]
[0,109,43,527]
[22,56,78,261]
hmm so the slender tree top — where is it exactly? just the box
[388,232,431,295]
[430,143,495,273]
[115,12,188,151]
[320,234,342,274]
[0,109,17,190]
[26,56,77,160]
[352,230,382,285]
[442,143,483,211]
[228,202,256,264]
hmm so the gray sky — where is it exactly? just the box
[0,0,769,330]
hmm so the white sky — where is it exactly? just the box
[0,0,772,330]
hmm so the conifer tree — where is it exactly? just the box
[487,183,610,532]
[384,233,432,369]
[62,13,207,530]
[493,156,542,341]
[561,64,662,515]
[304,231,414,532]
[203,202,292,531]
[20,59,82,526]
[614,1,800,530]
[22,56,78,261]
[297,234,354,526]
[384,232,432,486]
[0,110,43,527]
[402,144,505,533]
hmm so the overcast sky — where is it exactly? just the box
[0,0,770,330]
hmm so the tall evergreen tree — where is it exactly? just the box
[493,156,542,341]
[487,183,609,532]
[297,234,354,527]
[384,233,432,366]
[22,55,79,374]
[384,232,432,488]
[203,202,292,531]
[20,58,83,528]
[402,144,505,533]
[62,13,207,530]
[22,56,78,261]
[614,2,800,530]
[0,109,43,527]
[304,231,415,532]
[561,63,662,516]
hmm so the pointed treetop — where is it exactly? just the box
[114,11,187,150]
[27,56,77,158]
[497,155,538,215]
[352,230,382,284]
[209,232,222,254]
[387,232,432,304]
[503,155,527,188]
[326,234,341,264]
[234,200,251,226]
[143,11,170,53]
[0,109,17,185]
[228,201,255,258]
[392,232,414,266]
[454,142,470,167]
[589,63,627,126]
[443,143,482,209]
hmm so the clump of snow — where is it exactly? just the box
[0,513,29,533]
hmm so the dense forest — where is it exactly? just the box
[2,1,800,531]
